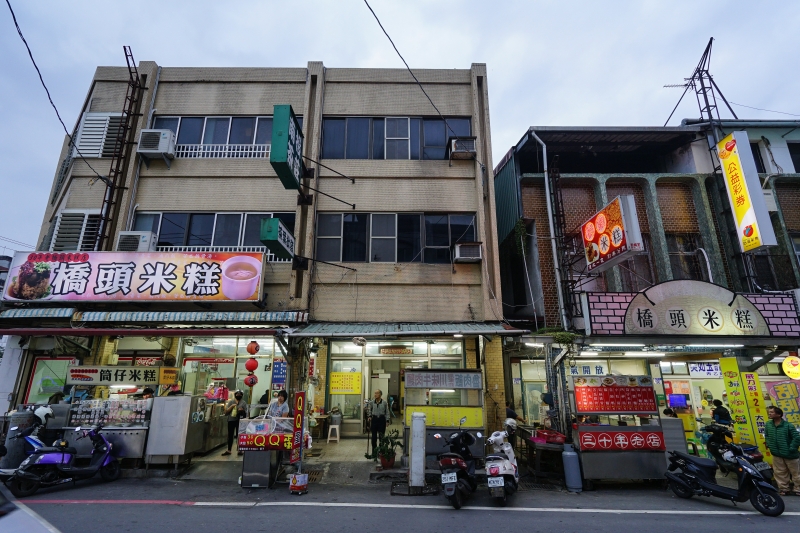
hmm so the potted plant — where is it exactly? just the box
[365,429,404,469]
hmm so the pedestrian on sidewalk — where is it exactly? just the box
[368,389,389,455]
[222,390,247,457]
[765,406,800,496]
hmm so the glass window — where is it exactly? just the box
[372,118,385,159]
[322,119,346,159]
[25,357,75,404]
[672,362,689,375]
[229,117,256,144]
[450,214,475,243]
[789,143,800,173]
[187,214,214,246]
[385,118,409,160]
[345,118,370,159]
[317,214,342,262]
[410,118,421,160]
[430,341,463,355]
[176,117,203,144]
[750,142,766,173]
[370,214,396,262]
[445,118,471,138]
[424,214,450,263]
[158,213,189,246]
[659,361,673,375]
[423,119,446,160]
[397,214,421,262]
[242,213,271,247]
[213,214,242,246]
[203,118,230,145]
[133,213,160,235]
[274,212,296,234]
[609,359,647,375]
[667,234,707,281]
[342,214,368,262]
[153,117,179,134]
[255,117,273,144]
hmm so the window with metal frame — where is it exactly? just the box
[619,234,655,292]
[666,234,709,282]
[788,143,800,173]
[750,142,766,174]
[73,113,124,158]
[49,210,102,251]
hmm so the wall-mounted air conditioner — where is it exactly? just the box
[453,242,482,263]
[136,129,176,168]
[448,136,477,165]
[116,231,157,252]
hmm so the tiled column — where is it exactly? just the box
[690,177,728,286]
[642,178,673,282]
[483,337,505,433]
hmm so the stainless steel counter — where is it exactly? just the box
[63,426,148,459]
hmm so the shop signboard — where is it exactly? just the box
[577,429,665,451]
[260,218,295,260]
[308,357,315,377]
[719,357,758,449]
[379,347,414,355]
[689,362,722,378]
[741,369,771,462]
[782,356,800,379]
[272,360,287,387]
[66,365,170,386]
[716,131,777,253]
[290,391,305,464]
[329,372,362,394]
[3,251,264,302]
[572,375,657,414]
[403,406,484,427]
[238,432,293,452]
[158,367,179,385]
[569,361,609,376]
[625,280,771,336]
[581,195,644,274]
[269,104,304,190]
[767,381,800,425]
[404,371,483,389]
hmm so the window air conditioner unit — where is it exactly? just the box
[453,242,482,263]
[448,137,477,162]
[116,231,157,252]
[136,129,176,168]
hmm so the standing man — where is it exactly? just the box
[505,401,526,424]
[222,390,247,457]
[765,406,800,496]
[368,389,389,455]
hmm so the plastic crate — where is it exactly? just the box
[535,429,566,444]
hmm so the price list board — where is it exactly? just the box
[573,375,658,415]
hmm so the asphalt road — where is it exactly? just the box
[14,477,800,533]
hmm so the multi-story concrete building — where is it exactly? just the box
[0,60,521,445]
[495,121,800,449]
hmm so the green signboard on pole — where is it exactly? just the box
[260,218,295,260]
[270,104,304,190]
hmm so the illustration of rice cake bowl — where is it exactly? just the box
[221,256,262,300]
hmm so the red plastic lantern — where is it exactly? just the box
[244,357,259,372]
[243,375,258,387]
[246,341,260,355]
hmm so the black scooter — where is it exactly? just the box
[434,417,482,509]
[699,423,773,481]
[665,444,784,516]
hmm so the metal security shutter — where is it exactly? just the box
[50,212,101,251]
[73,113,122,158]
[80,215,101,251]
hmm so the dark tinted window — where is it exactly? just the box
[177,118,203,144]
[345,118,370,159]
[158,213,189,246]
[397,214,421,262]
[153,117,179,134]
[134,213,160,235]
[425,214,450,247]
[255,118,273,144]
[450,215,475,243]
[342,214,368,262]
[274,212,296,234]
[322,119,346,159]
[243,214,272,247]
[423,119,446,160]
[187,214,214,246]
[372,118,385,159]
[213,214,242,246]
[410,118,421,160]
[203,118,230,145]
[750,142,766,173]
[229,118,256,144]
[788,143,800,173]
[445,118,471,138]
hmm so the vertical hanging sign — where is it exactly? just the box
[719,357,757,446]
[716,131,777,252]
[741,369,772,463]
[290,391,306,464]
[270,104,304,190]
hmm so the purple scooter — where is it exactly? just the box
[6,423,120,497]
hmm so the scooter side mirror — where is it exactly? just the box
[9,426,18,431]
[476,432,483,438]
[433,434,442,439]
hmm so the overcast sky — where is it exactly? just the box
[1,0,798,253]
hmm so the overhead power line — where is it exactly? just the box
[362,0,487,173]
[0,235,35,248]
[730,102,800,118]
[4,0,110,186]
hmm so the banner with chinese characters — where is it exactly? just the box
[716,131,777,253]
[403,406,484,427]
[238,432,293,452]
[740,368,771,462]
[3,251,264,302]
[404,371,483,389]
[689,362,722,379]
[767,380,800,425]
[66,365,172,386]
[581,195,644,273]
[577,428,665,452]
[572,375,657,414]
[290,392,305,464]
[329,372,362,394]
[719,357,759,451]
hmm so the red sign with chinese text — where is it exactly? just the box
[238,432,293,451]
[577,430,665,451]
[582,197,628,272]
[573,376,657,414]
[290,392,305,464]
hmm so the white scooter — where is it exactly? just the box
[484,418,519,505]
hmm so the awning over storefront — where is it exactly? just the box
[0,327,282,337]
[0,308,76,319]
[75,311,308,323]
[289,322,528,338]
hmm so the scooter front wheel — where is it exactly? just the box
[100,460,121,482]
[10,478,39,498]
[448,490,463,509]
[750,487,784,517]
[669,480,694,499]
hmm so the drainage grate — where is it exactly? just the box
[518,479,562,492]
[306,470,324,483]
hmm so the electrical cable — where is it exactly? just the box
[362,0,487,173]
[730,102,800,118]
[0,235,35,248]
[4,0,110,186]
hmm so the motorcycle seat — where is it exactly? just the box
[35,446,78,455]
[674,451,717,469]
[486,454,508,461]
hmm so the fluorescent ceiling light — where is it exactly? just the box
[430,389,455,393]
[686,344,744,348]
[580,351,599,356]
[453,334,463,338]
[590,343,645,347]
[624,351,666,357]
[525,343,544,347]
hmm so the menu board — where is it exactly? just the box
[573,375,657,414]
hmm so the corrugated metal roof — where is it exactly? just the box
[290,322,527,337]
[494,153,520,244]
[0,308,76,319]
[76,311,308,323]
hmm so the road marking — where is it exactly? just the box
[24,499,800,516]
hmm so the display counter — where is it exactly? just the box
[64,426,148,459]
[62,398,152,461]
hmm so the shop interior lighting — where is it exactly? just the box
[579,351,599,356]
[623,351,666,357]
[686,344,744,348]
[590,343,645,347]
[430,389,455,393]
[525,343,544,347]
[453,334,463,338]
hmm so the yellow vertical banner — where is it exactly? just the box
[741,369,772,463]
[719,358,757,446]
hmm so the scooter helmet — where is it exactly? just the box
[34,405,54,425]
[504,418,518,430]
[234,390,244,399]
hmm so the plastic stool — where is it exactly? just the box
[327,424,340,443]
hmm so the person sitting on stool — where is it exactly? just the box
[368,389,389,456]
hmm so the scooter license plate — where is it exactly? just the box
[441,473,457,484]
[754,462,771,471]
[488,477,504,487]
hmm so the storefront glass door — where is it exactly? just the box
[329,359,364,436]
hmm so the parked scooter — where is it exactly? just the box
[665,444,784,516]
[7,423,121,497]
[434,417,482,509]
[484,418,519,505]
[697,422,773,481]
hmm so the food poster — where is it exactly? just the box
[25,357,77,404]
[767,380,800,425]
[582,197,628,271]
[719,358,759,450]
[572,375,657,414]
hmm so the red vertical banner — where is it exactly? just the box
[290,391,305,464]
